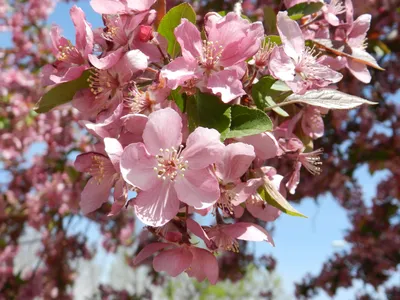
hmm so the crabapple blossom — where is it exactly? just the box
[162,12,264,102]
[120,108,224,226]
[13,0,384,290]
[75,138,127,215]
[269,12,343,94]
[42,6,93,85]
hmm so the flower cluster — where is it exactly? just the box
[36,0,381,284]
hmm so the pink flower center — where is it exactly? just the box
[102,16,128,46]
[206,227,239,252]
[255,40,274,68]
[89,155,115,184]
[153,146,188,181]
[88,68,119,99]
[295,47,319,79]
[217,185,237,214]
[201,40,223,71]
[299,148,323,175]
[328,0,346,15]
[125,86,153,114]
[57,43,84,64]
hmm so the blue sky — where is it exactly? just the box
[2,1,398,298]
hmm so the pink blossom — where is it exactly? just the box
[278,136,324,194]
[301,106,327,139]
[98,13,153,52]
[245,167,283,222]
[333,0,372,83]
[321,0,346,26]
[236,132,279,160]
[43,6,93,84]
[75,138,127,215]
[90,0,156,15]
[162,13,264,103]
[80,103,125,140]
[125,76,171,115]
[133,241,219,284]
[120,108,224,226]
[72,49,149,118]
[269,12,343,94]
[214,142,256,213]
[187,219,274,252]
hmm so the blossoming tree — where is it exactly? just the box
[1,0,398,299]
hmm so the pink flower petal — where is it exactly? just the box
[231,179,262,206]
[276,11,305,62]
[88,47,124,70]
[174,168,220,209]
[186,218,213,248]
[120,143,158,190]
[153,246,193,277]
[222,222,275,246]
[233,204,244,218]
[82,121,109,140]
[301,107,324,139]
[133,242,170,265]
[318,55,346,71]
[207,69,246,103]
[142,108,183,156]
[246,197,281,222]
[80,177,114,214]
[236,132,279,160]
[186,247,219,284]
[49,65,87,84]
[126,0,156,11]
[206,12,264,67]
[346,59,371,84]
[72,88,103,118]
[269,46,295,82]
[325,12,339,27]
[82,102,124,139]
[122,114,148,135]
[215,143,255,184]
[70,5,93,58]
[75,152,115,174]
[175,18,203,62]
[134,180,180,226]
[345,0,354,24]
[114,50,149,83]
[182,127,224,169]
[286,161,301,194]
[90,0,127,14]
[348,14,371,48]
[161,57,197,90]
[104,138,123,172]
[109,178,127,216]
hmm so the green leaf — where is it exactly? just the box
[34,70,90,113]
[258,178,307,218]
[252,76,290,117]
[186,91,231,138]
[169,88,185,112]
[224,105,272,139]
[157,3,196,58]
[264,35,282,46]
[0,116,10,129]
[287,2,324,20]
[263,8,277,35]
